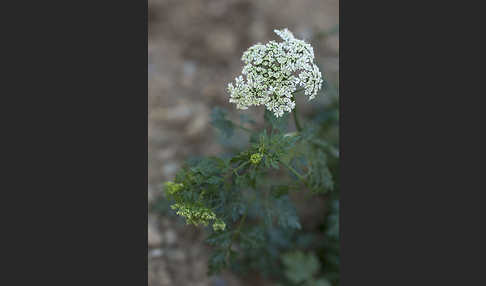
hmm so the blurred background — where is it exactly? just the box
[148,0,339,285]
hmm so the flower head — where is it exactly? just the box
[227,28,324,117]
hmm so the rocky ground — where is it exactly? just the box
[148,1,339,285]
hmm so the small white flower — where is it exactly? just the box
[227,28,324,117]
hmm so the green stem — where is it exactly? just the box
[293,104,302,132]
[224,161,250,180]
[285,163,306,181]
[233,161,249,176]
[291,88,304,132]
[282,162,310,190]
[310,139,339,158]
[225,211,247,263]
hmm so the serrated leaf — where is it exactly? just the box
[311,278,332,286]
[230,202,245,222]
[208,249,227,275]
[270,185,290,198]
[205,231,232,247]
[240,227,265,249]
[211,107,235,138]
[266,195,301,230]
[326,199,339,239]
[282,251,321,284]
[307,150,334,193]
[207,176,222,185]
[270,160,279,169]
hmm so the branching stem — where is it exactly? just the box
[225,210,247,264]
[293,104,302,132]
[291,88,305,132]
[285,163,306,181]
[282,162,311,190]
[233,161,249,176]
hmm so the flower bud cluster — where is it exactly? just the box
[250,153,263,165]
[165,181,226,231]
[212,218,226,232]
[171,203,215,226]
[165,181,184,195]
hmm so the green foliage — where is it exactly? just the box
[319,192,340,285]
[268,195,301,230]
[163,157,230,231]
[281,251,333,286]
[282,251,321,284]
[157,86,339,284]
[211,107,235,138]
[307,149,334,193]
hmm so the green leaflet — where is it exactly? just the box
[307,149,334,193]
[211,107,235,138]
[275,196,301,230]
[208,248,227,275]
[264,195,301,230]
[270,185,290,198]
[206,230,232,248]
[282,251,321,284]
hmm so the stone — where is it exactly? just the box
[148,220,162,247]
[167,249,186,261]
[149,248,164,258]
[326,35,339,53]
[186,107,209,137]
[162,162,179,178]
[148,185,155,205]
[205,29,237,57]
[164,229,177,245]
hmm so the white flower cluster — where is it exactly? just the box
[227,28,324,117]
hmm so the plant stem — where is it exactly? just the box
[225,211,247,263]
[224,161,249,180]
[233,161,249,176]
[293,104,302,132]
[285,163,306,181]
[291,88,304,132]
[282,162,310,190]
